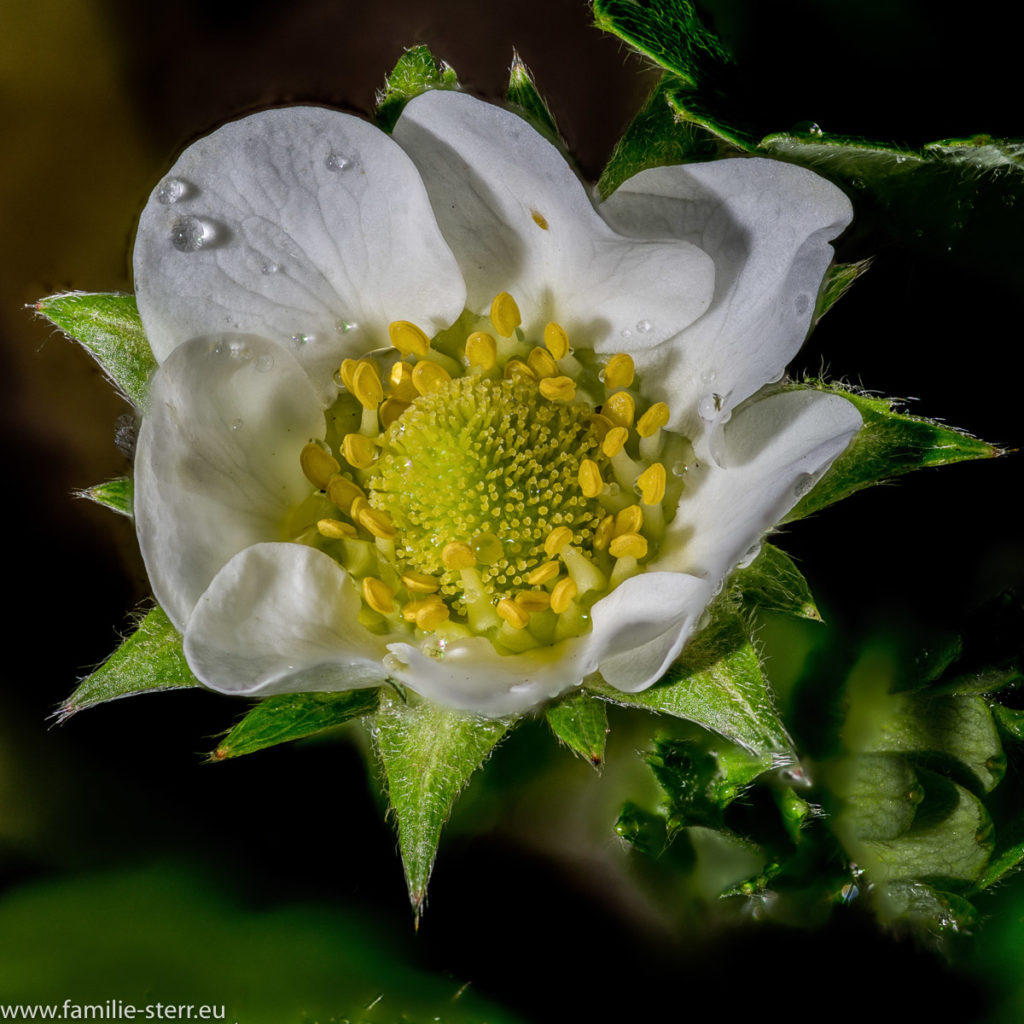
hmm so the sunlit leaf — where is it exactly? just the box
[376,44,458,132]
[545,689,608,766]
[732,543,820,621]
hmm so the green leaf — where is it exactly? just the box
[591,609,794,759]
[876,881,979,933]
[815,258,873,322]
[970,836,1024,893]
[732,543,820,621]
[783,382,1000,523]
[615,801,673,860]
[506,52,559,143]
[940,664,1024,697]
[212,689,381,761]
[62,606,200,718]
[376,45,457,133]
[829,753,924,842]
[545,689,608,765]
[75,477,133,518]
[992,704,1024,741]
[35,292,156,409]
[372,694,510,915]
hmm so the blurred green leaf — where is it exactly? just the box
[376,44,457,132]
[615,801,673,860]
[784,383,1000,523]
[732,543,820,621]
[62,606,199,718]
[212,689,381,761]
[830,753,923,842]
[373,694,510,915]
[971,835,1024,893]
[592,609,793,759]
[815,258,873,322]
[877,881,979,934]
[35,291,155,409]
[506,52,559,143]
[545,689,608,765]
[75,476,133,518]
[993,705,1024,741]
[941,665,1024,697]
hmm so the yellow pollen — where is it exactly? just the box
[601,426,629,458]
[527,561,561,586]
[637,462,667,505]
[412,360,452,396]
[593,515,615,551]
[504,358,536,381]
[402,597,434,622]
[544,526,573,557]
[578,458,603,498]
[515,590,551,613]
[550,577,578,614]
[362,576,395,615]
[388,320,431,357]
[300,442,341,490]
[543,322,569,360]
[637,402,670,438]
[604,390,636,428]
[604,353,635,390]
[379,398,411,429]
[614,504,644,537]
[609,533,648,559]
[351,361,384,409]
[401,570,440,594]
[327,474,366,513]
[358,505,397,540]
[415,598,450,631]
[531,209,549,230]
[490,291,522,337]
[388,362,418,401]
[538,376,576,402]
[338,358,359,392]
[588,413,614,441]
[442,541,476,570]
[496,598,530,630]
[350,495,370,523]
[316,517,357,540]
[342,432,377,469]
[527,347,559,378]
[465,331,497,370]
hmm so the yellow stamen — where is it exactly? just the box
[338,358,359,392]
[388,320,430,358]
[543,322,569,361]
[636,402,670,438]
[544,526,573,557]
[601,426,629,458]
[358,505,397,540]
[593,515,615,551]
[527,561,560,586]
[326,474,366,513]
[588,413,614,441]
[342,432,377,469]
[578,458,603,498]
[388,361,418,401]
[504,359,536,381]
[527,346,559,379]
[379,398,410,429]
[316,518,357,540]
[351,360,384,409]
[604,390,635,428]
[603,353,635,390]
[550,577,578,615]
[496,598,530,630]
[538,376,576,402]
[412,360,451,396]
[516,589,552,613]
[401,570,440,594]
[614,504,644,537]
[465,331,497,371]
[362,576,395,615]
[490,291,522,337]
[531,210,549,230]
[637,462,667,505]
[442,541,476,570]
[300,442,341,490]
[416,599,450,631]
[609,533,648,559]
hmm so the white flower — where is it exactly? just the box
[132,90,860,717]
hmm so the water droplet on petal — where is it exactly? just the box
[157,177,191,204]
[383,653,406,673]
[620,328,632,339]
[738,541,761,567]
[636,319,652,333]
[231,418,243,431]
[335,319,356,334]
[700,368,717,385]
[170,215,217,252]
[254,354,275,373]
[325,152,352,172]
[697,393,723,420]
[290,333,315,346]
[794,472,815,497]
[261,261,280,275]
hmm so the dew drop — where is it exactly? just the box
[700,367,717,385]
[738,541,761,567]
[635,319,652,333]
[792,120,823,137]
[325,152,352,172]
[332,368,345,388]
[231,418,243,431]
[157,177,190,204]
[170,215,216,252]
[697,393,723,420]
[383,653,407,673]
[254,353,275,373]
[261,262,280,275]
[290,332,315,346]
[335,319,356,334]
[472,532,504,565]
[794,472,815,497]
[620,328,632,339]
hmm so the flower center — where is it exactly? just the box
[291,292,690,656]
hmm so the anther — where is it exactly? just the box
[388,320,431,358]
[504,359,536,381]
[637,463,667,505]
[300,442,341,490]
[614,504,644,537]
[515,590,551,613]
[352,360,384,409]
[401,570,440,594]
[550,577,578,615]
[593,515,615,551]
[578,459,603,498]
[527,347,559,379]
[490,291,522,337]
[358,505,397,540]
[362,576,395,615]
[609,533,648,559]
[412,360,451,396]
[415,598,450,631]
[527,561,560,585]
[338,358,359,392]
[588,413,614,441]
[316,518,357,540]
[388,361,418,401]
[465,331,497,371]
[603,353,635,390]
[442,541,476,570]
[601,426,629,458]
[379,398,410,429]
[327,474,366,513]
[637,402,670,438]
[342,432,377,469]
[538,376,576,402]
[543,322,569,361]
[604,390,635,428]
[544,526,573,557]
[496,598,530,630]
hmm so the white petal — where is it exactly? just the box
[133,106,466,394]
[393,91,714,350]
[134,335,324,630]
[184,543,389,695]
[657,389,862,586]
[600,158,853,443]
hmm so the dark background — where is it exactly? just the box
[2,1,1022,1020]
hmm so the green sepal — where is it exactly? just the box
[663,80,756,154]
[35,292,156,410]
[372,693,511,915]
[939,665,1024,698]
[61,606,200,719]
[815,258,873,323]
[211,689,382,761]
[783,382,1000,523]
[615,801,673,859]
[969,834,1024,893]
[376,45,458,133]
[545,689,608,766]
[732,543,821,622]
[876,881,979,934]
[775,787,813,845]
[75,477,134,518]
[992,705,1024,741]
[506,53,559,143]
[591,608,794,760]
